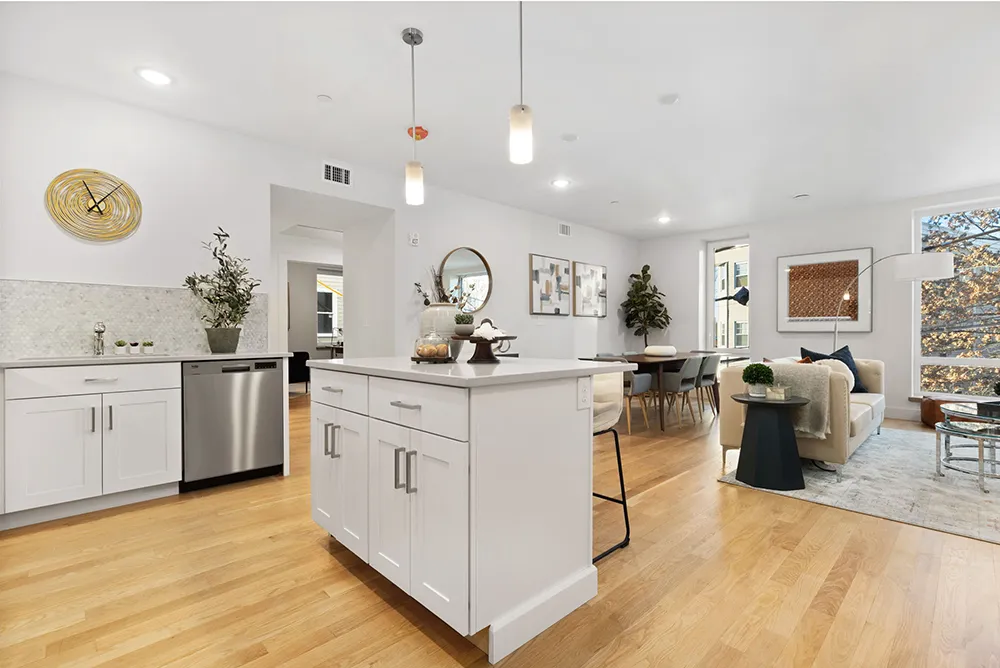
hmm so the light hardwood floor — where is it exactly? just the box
[2,396,998,667]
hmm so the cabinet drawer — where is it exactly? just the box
[369,377,468,442]
[5,363,181,400]
[312,369,368,415]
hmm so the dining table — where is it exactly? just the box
[588,352,749,430]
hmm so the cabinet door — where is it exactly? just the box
[5,395,103,512]
[102,389,182,494]
[310,401,339,536]
[332,408,369,561]
[410,431,469,635]
[368,418,411,593]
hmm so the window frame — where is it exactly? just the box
[912,198,1000,399]
[733,321,749,349]
[733,260,749,289]
[705,238,751,355]
[316,271,342,348]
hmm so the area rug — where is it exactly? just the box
[719,427,1000,544]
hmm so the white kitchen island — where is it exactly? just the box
[306,356,635,664]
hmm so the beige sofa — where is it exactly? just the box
[719,358,886,479]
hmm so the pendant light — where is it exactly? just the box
[402,27,424,205]
[509,2,532,164]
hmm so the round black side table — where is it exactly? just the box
[732,393,809,491]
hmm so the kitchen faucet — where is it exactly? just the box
[94,322,106,356]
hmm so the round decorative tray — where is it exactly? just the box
[410,356,455,364]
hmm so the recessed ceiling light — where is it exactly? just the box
[793,193,810,199]
[136,68,171,86]
[316,94,333,104]
[658,93,680,106]
[561,133,578,143]
[657,215,671,224]
[551,178,570,189]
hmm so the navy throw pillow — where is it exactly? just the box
[800,346,869,393]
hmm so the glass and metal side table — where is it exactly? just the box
[936,403,1000,493]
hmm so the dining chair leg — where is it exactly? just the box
[709,386,719,415]
[686,391,696,424]
[639,393,649,429]
[697,387,705,415]
[674,393,683,424]
[625,395,633,435]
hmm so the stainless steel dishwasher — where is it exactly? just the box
[181,358,284,490]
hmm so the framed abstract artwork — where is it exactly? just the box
[777,247,873,333]
[529,253,571,315]
[573,261,608,318]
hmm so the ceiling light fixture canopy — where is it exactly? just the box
[402,27,424,206]
[657,215,671,224]
[136,68,171,86]
[509,2,532,165]
[551,178,570,189]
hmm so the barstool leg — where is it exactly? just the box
[593,428,630,563]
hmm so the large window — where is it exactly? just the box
[918,205,1000,396]
[317,272,343,347]
[710,241,750,352]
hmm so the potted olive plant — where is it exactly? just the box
[742,363,774,398]
[184,228,260,354]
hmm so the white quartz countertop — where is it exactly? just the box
[307,356,637,388]
[0,351,292,369]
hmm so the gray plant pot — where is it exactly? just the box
[205,327,241,354]
[455,324,475,336]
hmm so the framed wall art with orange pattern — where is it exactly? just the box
[776,247,873,333]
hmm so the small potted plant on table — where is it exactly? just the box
[114,340,128,356]
[742,363,774,398]
[128,341,140,355]
[142,340,155,355]
[454,313,475,336]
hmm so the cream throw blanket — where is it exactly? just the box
[770,363,831,439]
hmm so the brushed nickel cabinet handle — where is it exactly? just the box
[323,422,332,456]
[90,406,96,433]
[393,446,406,489]
[321,386,344,393]
[405,450,417,494]
[328,424,342,459]
[390,400,421,411]
[84,377,118,383]
[108,405,113,431]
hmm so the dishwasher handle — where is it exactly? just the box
[222,365,252,373]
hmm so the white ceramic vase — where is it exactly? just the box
[748,383,767,398]
[421,303,459,338]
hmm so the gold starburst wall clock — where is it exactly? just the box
[45,168,142,241]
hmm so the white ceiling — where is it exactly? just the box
[4,2,1000,239]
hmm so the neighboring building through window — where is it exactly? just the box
[317,272,343,347]
[919,205,1000,396]
[710,242,750,352]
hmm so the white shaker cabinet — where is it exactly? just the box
[311,400,369,562]
[102,389,182,494]
[308,358,634,664]
[5,394,104,512]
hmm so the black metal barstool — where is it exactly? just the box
[591,367,631,563]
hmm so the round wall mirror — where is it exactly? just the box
[439,247,492,313]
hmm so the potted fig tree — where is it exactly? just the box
[184,228,260,354]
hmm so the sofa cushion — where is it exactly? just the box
[814,358,853,386]
[801,346,869,393]
[849,403,873,437]
[850,393,885,417]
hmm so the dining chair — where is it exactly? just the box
[603,356,651,434]
[591,369,630,563]
[695,354,723,417]
[660,357,703,425]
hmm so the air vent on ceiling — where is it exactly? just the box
[557,223,572,237]
[322,162,352,187]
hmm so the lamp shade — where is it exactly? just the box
[893,252,954,281]
[509,104,533,164]
[732,286,750,306]
[405,160,424,206]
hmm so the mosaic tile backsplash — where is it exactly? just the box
[0,280,268,359]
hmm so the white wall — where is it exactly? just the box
[639,183,1000,420]
[0,73,641,358]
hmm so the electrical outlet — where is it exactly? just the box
[408,232,420,247]
[577,376,592,410]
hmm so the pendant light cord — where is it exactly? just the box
[518,1,524,106]
[410,40,417,161]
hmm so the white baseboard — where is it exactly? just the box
[1,483,178,531]
[487,565,597,664]
[886,406,920,421]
